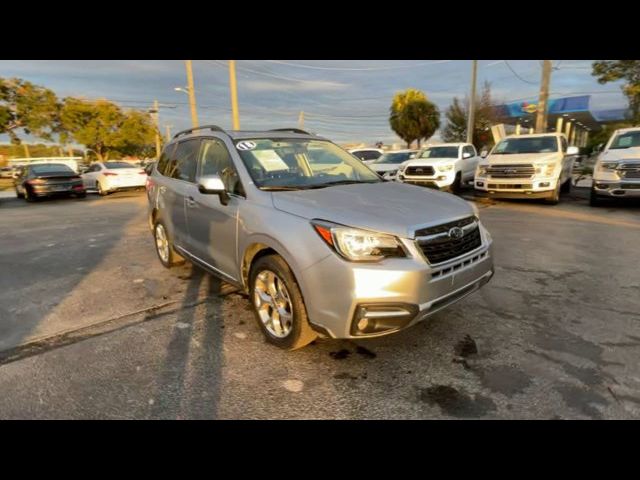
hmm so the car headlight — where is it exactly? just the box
[437,164,454,172]
[312,220,406,262]
[383,170,397,178]
[534,163,556,176]
[476,165,488,177]
[599,161,619,172]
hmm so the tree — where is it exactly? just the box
[442,81,497,150]
[592,60,640,122]
[389,89,440,148]
[60,98,157,160]
[0,77,60,144]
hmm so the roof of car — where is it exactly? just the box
[169,125,328,143]
[423,142,467,147]
[613,127,640,133]
[504,132,566,139]
[383,149,418,153]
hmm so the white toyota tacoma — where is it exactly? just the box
[590,127,640,206]
[474,133,578,205]
[397,143,480,193]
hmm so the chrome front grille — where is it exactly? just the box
[619,163,640,178]
[415,216,482,265]
[405,165,435,176]
[487,164,535,179]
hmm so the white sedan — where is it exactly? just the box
[81,161,148,195]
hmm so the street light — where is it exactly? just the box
[174,86,190,95]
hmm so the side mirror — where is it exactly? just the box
[198,174,229,205]
[409,154,416,159]
[566,146,579,156]
[462,152,472,159]
[480,150,488,158]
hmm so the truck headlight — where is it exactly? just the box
[476,165,488,177]
[599,161,619,171]
[534,163,555,176]
[383,170,397,179]
[438,164,454,172]
[312,220,406,262]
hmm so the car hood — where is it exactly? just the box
[600,147,640,162]
[403,158,457,167]
[484,152,560,164]
[370,163,403,172]
[271,181,474,239]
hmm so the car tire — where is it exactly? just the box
[560,177,571,194]
[544,181,561,205]
[97,181,108,196]
[589,187,602,207]
[249,254,317,350]
[24,186,36,202]
[76,192,87,199]
[153,220,185,268]
[447,172,463,195]
[15,187,24,199]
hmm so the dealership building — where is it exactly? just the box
[492,95,629,146]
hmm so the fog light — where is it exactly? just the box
[351,303,419,336]
[438,176,447,181]
[476,182,484,187]
[357,318,370,331]
[539,182,550,188]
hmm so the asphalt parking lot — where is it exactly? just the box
[0,186,639,419]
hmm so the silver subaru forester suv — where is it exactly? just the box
[147,126,494,350]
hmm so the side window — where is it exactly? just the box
[167,140,200,182]
[199,139,243,195]
[157,143,176,176]
[560,137,568,152]
[363,150,381,161]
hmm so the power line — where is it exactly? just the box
[503,60,539,85]
[263,60,453,71]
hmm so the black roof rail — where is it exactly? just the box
[173,124,226,139]
[269,128,312,135]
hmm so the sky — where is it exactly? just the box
[0,60,628,148]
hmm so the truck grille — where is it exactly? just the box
[488,183,533,190]
[415,216,481,264]
[405,165,435,176]
[620,164,640,178]
[487,164,535,178]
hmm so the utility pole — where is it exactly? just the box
[466,60,478,144]
[535,60,553,133]
[298,111,305,129]
[23,143,30,158]
[152,99,161,160]
[229,60,240,130]
[68,146,74,157]
[185,60,199,128]
[165,125,172,142]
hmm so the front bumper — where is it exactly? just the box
[592,180,640,198]
[474,175,557,199]
[299,226,494,339]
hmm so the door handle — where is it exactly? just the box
[186,196,197,207]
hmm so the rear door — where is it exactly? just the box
[462,145,479,180]
[157,139,200,247]
[185,137,243,282]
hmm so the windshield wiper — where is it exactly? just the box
[259,186,306,191]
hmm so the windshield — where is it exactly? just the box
[104,161,135,169]
[372,151,414,164]
[609,131,640,149]
[31,164,74,175]
[493,137,559,155]
[234,139,381,190]
[420,146,459,159]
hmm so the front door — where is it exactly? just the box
[185,137,243,283]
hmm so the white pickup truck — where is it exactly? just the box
[397,143,480,193]
[474,133,578,205]
[590,127,640,206]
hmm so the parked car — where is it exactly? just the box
[81,161,148,195]
[14,163,86,202]
[147,125,494,350]
[0,167,15,179]
[367,149,418,179]
[590,127,640,206]
[348,148,384,164]
[398,143,480,193]
[474,133,577,205]
[143,161,156,176]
